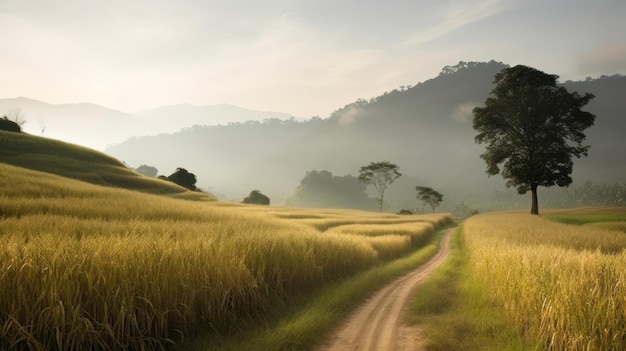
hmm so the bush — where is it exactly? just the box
[0,116,21,132]
[243,190,270,205]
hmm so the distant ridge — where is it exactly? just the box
[0,97,297,150]
[104,61,626,207]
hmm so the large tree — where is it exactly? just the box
[416,186,443,213]
[358,161,401,212]
[473,65,596,215]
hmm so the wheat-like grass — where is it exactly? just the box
[464,210,626,350]
[0,163,452,349]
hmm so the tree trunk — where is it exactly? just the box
[530,185,539,215]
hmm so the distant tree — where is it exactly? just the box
[416,186,444,213]
[286,170,375,210]
[358,161,401,212]
[135,164,158,177]
[473,65,596,215]
[243,190,270,205]
[0,116,21,132]
[167,167,197,190]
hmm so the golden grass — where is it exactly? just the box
[463,209,626,350]
[0,130,215,198]
[0,162,452,349]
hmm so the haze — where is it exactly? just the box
[2,0,625,118]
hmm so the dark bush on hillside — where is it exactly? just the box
[397,209,415,215]
[0,116,21,132]
[166,167,197,190]
[243,190,270,205]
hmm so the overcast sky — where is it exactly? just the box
[1,0,625,117]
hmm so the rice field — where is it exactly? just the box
[0,163,452,350]
[463,208,626,350]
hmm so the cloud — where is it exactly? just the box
[577,42,626,76]
[404,0,511,46]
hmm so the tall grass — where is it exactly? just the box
[463,209,626,350]
[0,163,452,349]
[0,130,212,197]
[406,227,531,350]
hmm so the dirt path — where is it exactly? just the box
[315,228,454,351]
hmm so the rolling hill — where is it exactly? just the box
[0,130,215,201]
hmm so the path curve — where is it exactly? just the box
[315,227,455,351]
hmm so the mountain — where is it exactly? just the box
[0,97,141,151]
[0,98,297,150]
[104,61,626,210]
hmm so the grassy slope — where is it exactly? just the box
[0,130,214,200]
[1,161,455,349]
[406,227,532,351]
[407,208,626,350]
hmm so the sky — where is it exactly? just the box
[1,0,625,118]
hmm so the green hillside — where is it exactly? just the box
[0,130,215,200]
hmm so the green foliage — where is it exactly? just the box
[358,161,401,212]
[166,167,198,191]
[242,190,270,205]
[473,65,596,214]
[285,170,375,210]
[416,185,444,213]
[0,116,21,132]
[397,209,414,215]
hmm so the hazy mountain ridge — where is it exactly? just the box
[0,98,298,151]
[104,61,626,209]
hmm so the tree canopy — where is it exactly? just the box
[0,116,22,132]
[416,186,443,213]
[473,65,596,214]
[357,161,401,212]
[242,190,270,205]
[285,170,374,210]
[166,167,197,191]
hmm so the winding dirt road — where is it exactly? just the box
[315,228,454,351]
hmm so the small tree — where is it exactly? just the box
[243,190,270,205]
[473,65,595,215]
[416,186,443,213]
[167,167,197,190]
[358,161,401,212]
[0,116,21,132]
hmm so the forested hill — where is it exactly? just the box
[105,61,626,209]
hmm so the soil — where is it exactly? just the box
[314,228,454,350]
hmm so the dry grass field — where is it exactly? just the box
[0,162,452,350]
[463,208,626,350]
